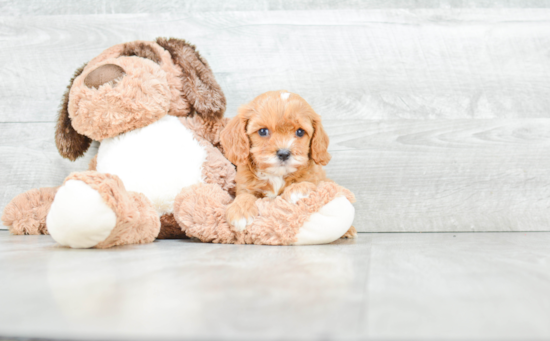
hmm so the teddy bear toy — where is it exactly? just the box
[1,38,356,248]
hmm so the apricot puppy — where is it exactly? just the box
[220,90,356,238]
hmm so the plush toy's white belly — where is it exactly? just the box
[96,115,206,215]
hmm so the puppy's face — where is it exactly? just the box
[221,91,331,176]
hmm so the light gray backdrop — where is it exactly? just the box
[2,0,550,232]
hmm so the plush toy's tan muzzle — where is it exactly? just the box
[84,64,126,89]
[68,57,172,141]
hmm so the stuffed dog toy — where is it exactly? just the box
[2,38,356,248]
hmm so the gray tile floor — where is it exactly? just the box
[0,231,549,341]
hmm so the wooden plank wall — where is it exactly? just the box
[2,1,550,232]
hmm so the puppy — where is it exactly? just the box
[220,90,356,238]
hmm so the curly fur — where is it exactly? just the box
[1,187,58,235]
[56,64,92,161]
[121,41,162,64]
[63,172,160,249]
[156,37,226,121]
[56,39,225,159]
[3,39,355,248]
[69,57,171,141]
[179,116,236,196]
[173,181,355,245]
[157,214,188,239]
[173,183,236,243]
[179,115,231,153]
[220,91,356,237]
[220,91,331,199]
[81,41,191,118]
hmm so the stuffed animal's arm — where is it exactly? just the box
[197,135,236,196]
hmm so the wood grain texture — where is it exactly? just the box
[2,9,550,123]
[325,119,550,232]
[2,119,550,232]
[2,7,550,232]
[3,0,550,15]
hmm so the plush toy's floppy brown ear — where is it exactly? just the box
[310,115,331,166]
[121,41,162,64]
[55,63,92,161]
[156,37,226,121]
[220,111,250,166]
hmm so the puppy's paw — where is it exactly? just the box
[282,182,317,204]
[340,226,357,239]
[226,196,258,232]
[230,216,255,232]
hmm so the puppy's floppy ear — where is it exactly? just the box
[220,110,250,166]
[55,63,92,161]
[156,37,226,121]
[310,115,331,166]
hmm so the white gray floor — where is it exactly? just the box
[0,231,549,341]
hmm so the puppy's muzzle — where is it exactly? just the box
[277,149,291,162]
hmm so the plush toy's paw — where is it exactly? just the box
[2,187,58,235]
[292,196,355,245]
[282,182,317,204]
[340,225,358,239]
[226,193,259,232]
[47,171,159,249]
[47,180,117,248]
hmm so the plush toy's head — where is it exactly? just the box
[56,38,226,161]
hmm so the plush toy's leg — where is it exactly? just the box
[173,182,355,246]
[173,183,238,243]
[47,171,160,249]
[290,196,355,245]
[247,182,356,245]
[2,187,58,235]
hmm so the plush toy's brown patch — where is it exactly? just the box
[84,64,125,89]
[156,37,226,121]
[157,214,188,239]
[56,63,92,161]
[121,41,162,64]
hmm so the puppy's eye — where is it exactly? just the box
[258,128,269,137]
[296,128,305,137]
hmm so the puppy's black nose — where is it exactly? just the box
[277,149,291,161]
